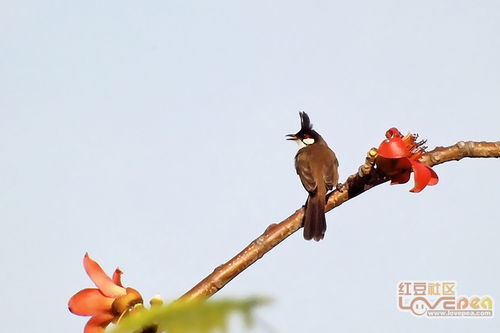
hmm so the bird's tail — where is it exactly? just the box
[303,192,326,241]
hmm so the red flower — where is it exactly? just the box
[68,253,143,333]
[375,127,438,192]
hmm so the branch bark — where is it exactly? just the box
[179,141,500,302]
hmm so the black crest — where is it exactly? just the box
[299,111,313,131]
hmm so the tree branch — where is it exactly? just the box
[179,141,500,302]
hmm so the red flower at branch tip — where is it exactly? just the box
[375,127,438,193]
[68,253,143,333]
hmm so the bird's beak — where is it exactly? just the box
[286,134,297,140]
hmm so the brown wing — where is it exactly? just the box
[295,150,317,193]
[323,149,339,190]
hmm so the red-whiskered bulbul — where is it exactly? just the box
[287,112,339,241]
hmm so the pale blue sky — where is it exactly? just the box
[1,1,499,332]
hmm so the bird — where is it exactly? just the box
[286,112,339,241]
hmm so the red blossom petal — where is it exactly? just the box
[112,268,123,287]
[84,253,126,298]
[378,137,411,159]
[409,160,437,193]
[84,313,115,333]
[428,168,439,185]
[376,155,412,179]
[390,170,411,185]
[385,127,402,139]
[68,288,114,316]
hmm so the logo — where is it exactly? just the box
[397,281,494,317]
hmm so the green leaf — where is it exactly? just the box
[111,297,270,333]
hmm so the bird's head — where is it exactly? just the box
[286,112,320,149]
